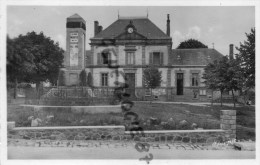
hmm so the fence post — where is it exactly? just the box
[220,110,236,140]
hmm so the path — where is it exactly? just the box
[19,101,250,108]
[8,139,255,159]
[8,146,255,159]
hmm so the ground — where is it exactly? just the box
[8,144,255,159]
[7,101,255,140]
[8,139,255,159]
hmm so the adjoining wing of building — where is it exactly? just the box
[62,13,232,102]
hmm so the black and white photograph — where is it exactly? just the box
[0,0,259,164]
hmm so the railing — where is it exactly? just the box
[41,86,116,100]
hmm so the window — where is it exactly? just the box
[126,52,135,65]
[70,32,78,36]
[200,89,206,96]
[193,90,199,99]
[145,88,151,96]
[153,52,160,65]
[70,38,78,43]
[101,73,108,86]
[150,52,163,65]
[192,73,199,86]
[101,52,110,65]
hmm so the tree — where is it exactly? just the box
[14,31,64,90]
[202,62,217,106]
[203,56,229,107]
[7,35,36,98]
[57,69,66,86]
[79,69,87,86]
[143,66,162,101]
[203,56,243,107]
[87,72,93,87]
[236,28,255,90]
[225,58,244,107]
[177,39,208,49]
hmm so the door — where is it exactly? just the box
[177,73,183,95]
[69,73,78,86]
[125,73,135,98]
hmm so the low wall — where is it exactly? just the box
[21,105,122,114]
[124,130,230,144]
[8,125,231,144]
[7,110,237,144]
[8,126,125,141]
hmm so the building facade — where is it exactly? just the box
[62,13,225,102]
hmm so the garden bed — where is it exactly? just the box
[7,101,255,140]
[8,102,220,130]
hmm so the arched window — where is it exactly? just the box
[101,52,110,64]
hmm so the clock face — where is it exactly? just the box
[128,27,133,33]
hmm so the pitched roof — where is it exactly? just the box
[92,18,171,39]
[170,48,224,65]
[68,13,84,19]
[86,48,224,66]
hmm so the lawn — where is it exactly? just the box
[7,101,255,140]
[130,102,221,130]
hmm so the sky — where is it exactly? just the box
[7,6,255,55]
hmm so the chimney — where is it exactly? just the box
[94,21,99,36]
[166,14,170,36]
[98,25,103,33]
[229,44,234,60]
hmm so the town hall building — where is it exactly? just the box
[62,13,226,102]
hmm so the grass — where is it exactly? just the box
[7,105,124,127]
[7,101,255,140]
[130,102,221,130]
[131,102,220,119]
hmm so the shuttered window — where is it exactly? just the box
[192,73,199,86]
[126,52,135,65]
[98,52,111,65]
[102,52,109,64]
[199,89,206,96]
[149,52,164,65]
[153,52,160,65]
[101,73,108,86]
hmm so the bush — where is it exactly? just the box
[87,72,93,87]
[79,70,87,86]
[57,70,66,86]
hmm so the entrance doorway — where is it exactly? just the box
[124,73,136,98]
[177,73,183,95]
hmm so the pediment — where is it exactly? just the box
[115,31,147,40]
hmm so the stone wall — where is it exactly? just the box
[8,126,125,141]
[8,110,237,144]
[220,110,236,139]
[8,126,232,145]
[123,130,229,144]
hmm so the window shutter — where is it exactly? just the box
[108,53,111,65]
[97,53,101,65]
[149,52,153,64]
[133,53,136,65]
[160,52,164,65]
[198,73,200,86]
[125,52,127,65]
